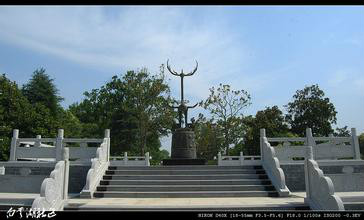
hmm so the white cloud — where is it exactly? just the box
[0,6,255,98]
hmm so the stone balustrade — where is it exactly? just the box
[260,129,290,197]
[31,148,70,211]
[304,146,345,210]
[263,128,361,162]
[9,129,107,162]
[217,152,261,166]
[110,152,151,166]
[80,130,110,198]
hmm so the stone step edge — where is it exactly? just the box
[97,184,274,188]
[94,191,278,194]
[108,166,262,168]
[103,174,268,177]
[101,179,271,182]
[106,169,265,172]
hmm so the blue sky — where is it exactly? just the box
[0,6,363,153]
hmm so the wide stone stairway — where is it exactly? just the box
[65,165,310,210]
[94,165,277,198]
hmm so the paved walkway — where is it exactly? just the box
[66,192,307,209]
[65,192,364,210]
[0,193,38,206]
[1,192,362,210]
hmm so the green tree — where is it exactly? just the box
[70,67,176,156]
[0,74,34,160]
[285,84,337,136]
[200,84,251,155]
[22,68,64,115]
[192,113,223,161]
[359,133,364,159]
[243,106,290,155]
[120,68,175,155]
[151,149,170,165]
[57,109,83,138]
[333,126,351,137]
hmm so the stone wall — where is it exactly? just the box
[280,164,305,192]
[0,162,91,194]
[0,162,55,193]
[281,162,364,192]
[68,164,91,194]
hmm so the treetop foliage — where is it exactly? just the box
[285,84,337,136]
[22,68,64,115]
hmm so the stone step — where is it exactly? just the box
[108,165,263,170]
[0,204,32,211]
[93,191,279,198]
[344,202,364,210]
[100,179,272,186]
[102,174,269,180]
[105,169,266,175]
[96,185,275,192]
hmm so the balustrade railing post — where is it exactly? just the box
[260,129,266,161]
[217,152,222,166]
[145,152,150,166]
[35,135,41,147]
[56,129,64,161]
[306,128,316,159]
[240,151,244,166]
[124,152,128,166]
[351,128,360,160]
[105,129,110,162]
[304,146,314,200]
[62,148,69,200]
[328,134,335,145]
[10,129,19,161]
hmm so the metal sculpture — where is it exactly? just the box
[166,59,198,128]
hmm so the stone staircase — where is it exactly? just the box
[64,165,312,210]
[93,165,278,198]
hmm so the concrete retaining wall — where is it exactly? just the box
[0,162,91,194]
[68,164,91,194]
[0,162,55,193]
[281,161,364,192]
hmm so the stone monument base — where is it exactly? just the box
[162,158,207,166]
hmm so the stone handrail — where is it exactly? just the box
[262,128,361,162]
[217,152,261,166]
[31,148,70,211]
[266,137,307,142]
[9,129,106,162]
[304,146,345,210]
[80,130,110,198]
[110,152,151,166]
[260,129,290,197]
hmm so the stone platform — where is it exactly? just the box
[64,193,309,211]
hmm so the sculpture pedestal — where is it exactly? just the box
[163,128,206,166]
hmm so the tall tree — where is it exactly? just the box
[243,106,290,155]
[69,67,176,157]
[120,68,175,155]
[0,74,30,160]
[285,84,337,136]
[359,133,364,159]
[200,84,251,155]
[22,68,64,115]
[0,74,52,160]
[192,113,223,161]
